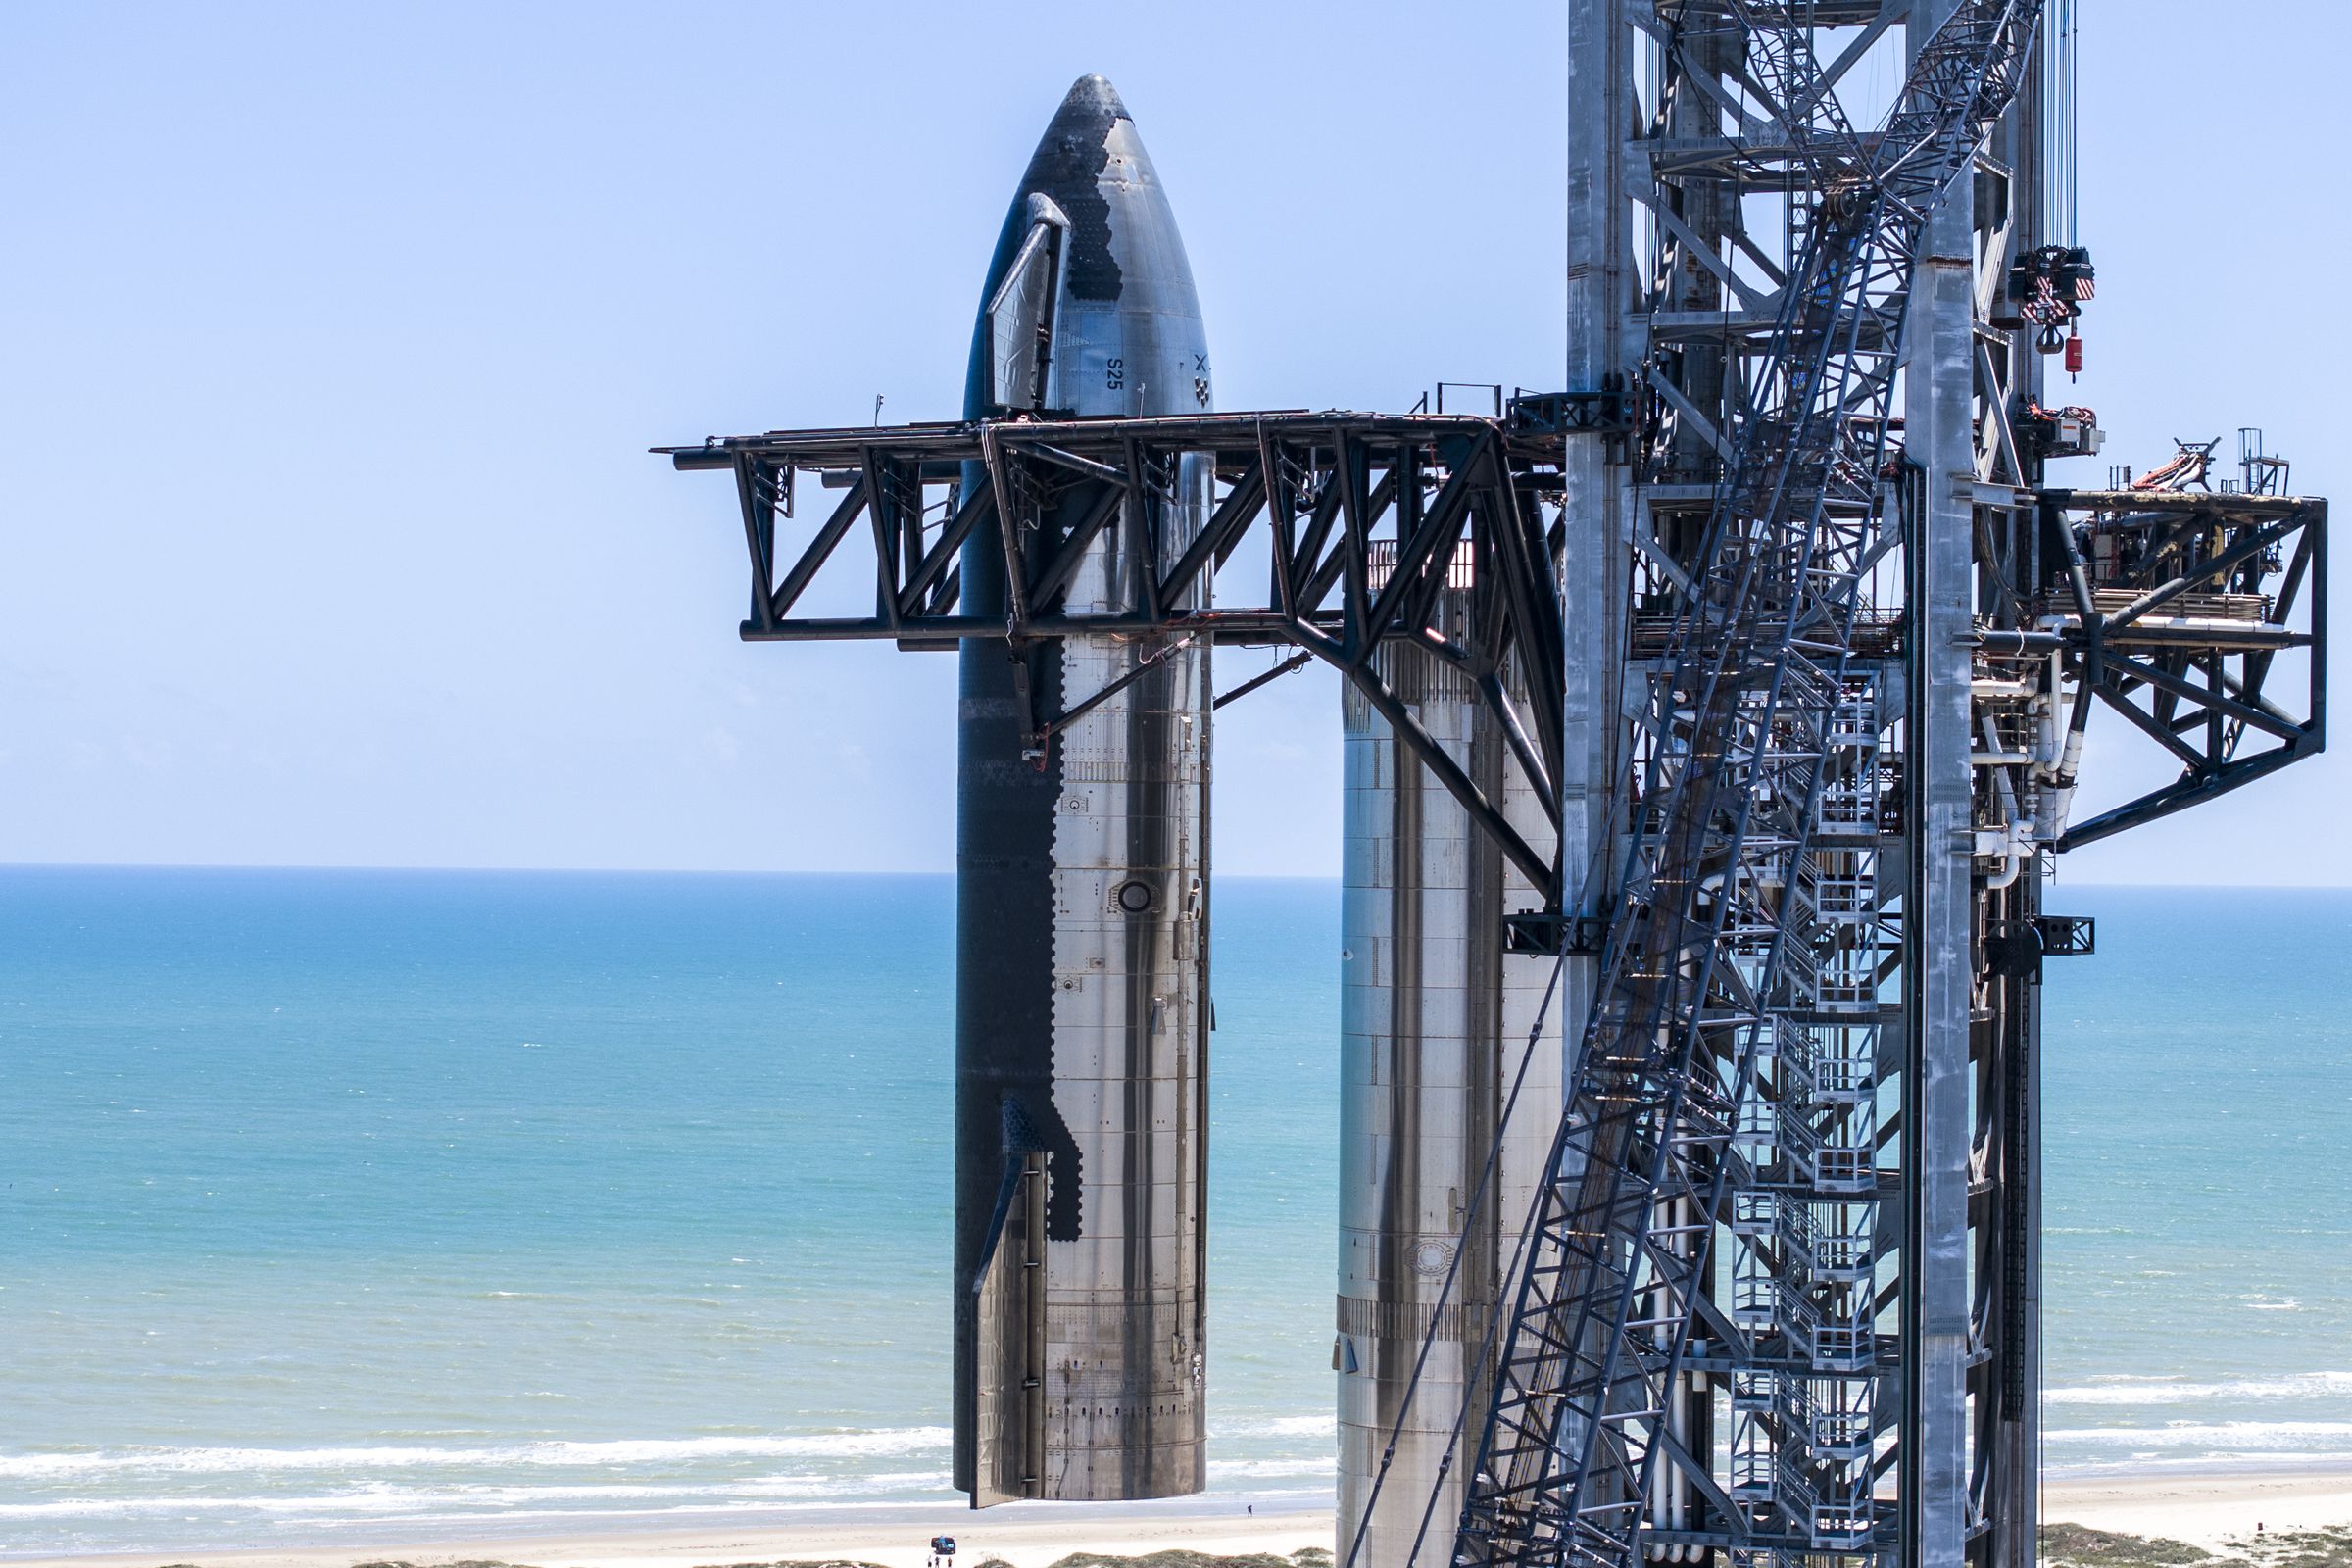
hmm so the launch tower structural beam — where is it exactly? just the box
[2037,489,2326,847]
[665,414,2322,924]
[667,412,1579,906]
[1453,4,2049,1564]
[1429,5,2327,1568]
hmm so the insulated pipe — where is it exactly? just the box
[1981,714,2025,888]
[2035,619,2097,845]
[2043,726,2088,843]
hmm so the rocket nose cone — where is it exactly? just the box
[965,68,1203,420]
[1054,74,1130,124]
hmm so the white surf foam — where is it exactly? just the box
[0,1469,959,1522]
[1213,1415,1337,1439]
[0,1427,953,1481]
[1207,1457,1340,1479]
[2046,1419,2352,1450]
[2046,1371,2352,1406]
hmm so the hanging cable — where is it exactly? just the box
[2042,0,2079,249]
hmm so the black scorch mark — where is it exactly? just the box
[1019,86,1123,302]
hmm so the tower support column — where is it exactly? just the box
[1558,0,1627,1088]
[1905,0,1983,1556]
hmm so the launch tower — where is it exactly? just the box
[663,12,2328,1564]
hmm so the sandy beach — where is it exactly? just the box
[12,1472,2352,1568]
[2044,1468,2352,1552]
[0,1494,1334,1568]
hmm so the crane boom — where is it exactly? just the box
[1452,6,2045,1566]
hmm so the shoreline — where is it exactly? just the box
[11,1471,2352,1568]
[0,1493,1333,1568]
[2045,1466,2352,1550]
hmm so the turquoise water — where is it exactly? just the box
[2040,885,2352,1473]
[1,868,2347,1554]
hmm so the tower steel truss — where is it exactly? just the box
[662,8,2327,1562]
[1451,8,2044,1568]
[664,414,1578,906]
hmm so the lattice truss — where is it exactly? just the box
[664,413,1579,900]
[1952,77,2324,867]
[1453,7,2043,1568]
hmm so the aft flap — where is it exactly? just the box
[960,1100,1049,1507]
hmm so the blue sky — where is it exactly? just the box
[3,1,2343,883]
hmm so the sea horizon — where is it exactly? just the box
[15,860,2352,891]
[5,865,2348,1556]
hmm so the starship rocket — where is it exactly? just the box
[952,74,1214,1507]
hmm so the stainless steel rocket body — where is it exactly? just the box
[1336,567,1560,1566]
[954,75,1213,1508]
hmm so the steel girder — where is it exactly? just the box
[2036,489,2327,849]
[664,412,1574,902]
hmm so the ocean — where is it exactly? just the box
[1,867,2346,1555]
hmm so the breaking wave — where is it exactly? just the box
[1215,1414,1338,1439]
[2046,1372,2352,1406]
[0,1428,953,1482]
[0,1471,962,1523]
[2047,1420,2352,1450]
